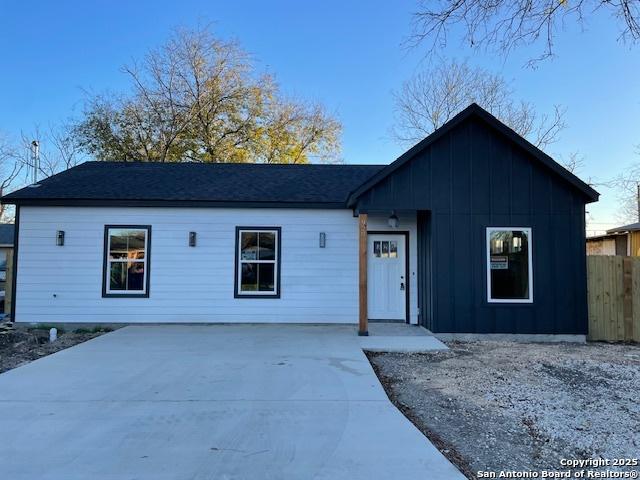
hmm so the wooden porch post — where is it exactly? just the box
[623,257,633,341]
[358,213,368,336]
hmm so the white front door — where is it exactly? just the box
[367,234,407,321]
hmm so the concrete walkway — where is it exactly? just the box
[362,323,450,352]
[0,325,463,480]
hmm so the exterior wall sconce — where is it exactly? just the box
[388,211,399,229]
[189,231,197,247]
[319,232,326,248]
[56,230,65,246]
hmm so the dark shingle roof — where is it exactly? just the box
[0,224,14,245]
[2,162,385,207]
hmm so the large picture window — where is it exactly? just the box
[486,227,532,303]
[235,227,281,298]
[103,226,151,297]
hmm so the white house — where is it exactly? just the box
[2,105,599,337]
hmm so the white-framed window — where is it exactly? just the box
[486,227,533,303]
[235,227,280,298]
[103,226,150,297]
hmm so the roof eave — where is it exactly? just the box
[606,226,640,234]
[587,232,626,240]
[2,198,351,209]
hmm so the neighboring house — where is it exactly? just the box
[586,222,640,257]
[1,104,599,338]
[0,223,14,317]
[586,232,628,256]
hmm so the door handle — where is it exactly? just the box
[400,282,405,291]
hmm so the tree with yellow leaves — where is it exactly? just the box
[73,27,341,164]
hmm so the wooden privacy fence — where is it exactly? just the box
[587,256,640,342]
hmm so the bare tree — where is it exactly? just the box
[607,149,640,223]
[557,151,586,174]
[392,59,565,150]
[73,27,341,164]
[19,124,83,179]
[410,0,640,65]
[0,136,23,221]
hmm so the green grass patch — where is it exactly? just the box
[73,326,113,334]
[27,324,66,334]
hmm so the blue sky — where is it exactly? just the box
[1,1,639,233]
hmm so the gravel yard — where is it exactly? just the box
[0,325,112,374]
[367,342,640,479]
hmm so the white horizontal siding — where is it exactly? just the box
[16,207,361,324]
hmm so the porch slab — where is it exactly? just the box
[360,335,449,353]
[366,322,432,336]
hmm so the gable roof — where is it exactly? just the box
[347,103,599,206]
[0,224,14,246]
[2,162,385,208]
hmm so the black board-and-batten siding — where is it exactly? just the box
[353,116,594,335]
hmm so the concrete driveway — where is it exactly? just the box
[0,325,463,480]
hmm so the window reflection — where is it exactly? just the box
[106,227,149,294]
[238,229,279,295]
[488,229,530,301]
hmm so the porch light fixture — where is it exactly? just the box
[388,211,399,229]
[189,231,197,247]
[319,232,326,248]
[56,230,65,246]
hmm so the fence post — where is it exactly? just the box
[623,257,634,341]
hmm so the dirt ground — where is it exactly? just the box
[367,342,640,479]
[0,326,112,374]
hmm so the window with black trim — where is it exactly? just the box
[235,227,280,298]
[103,226,151,297]
[486,227,532,303]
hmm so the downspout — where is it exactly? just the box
[9,205,19,322]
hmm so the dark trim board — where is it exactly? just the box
[234,226,282,299]
[367,230,410,324]
[9,206,19,321]
[101,225,152,298]
[416,211,432,330]
[4,198,347,209]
